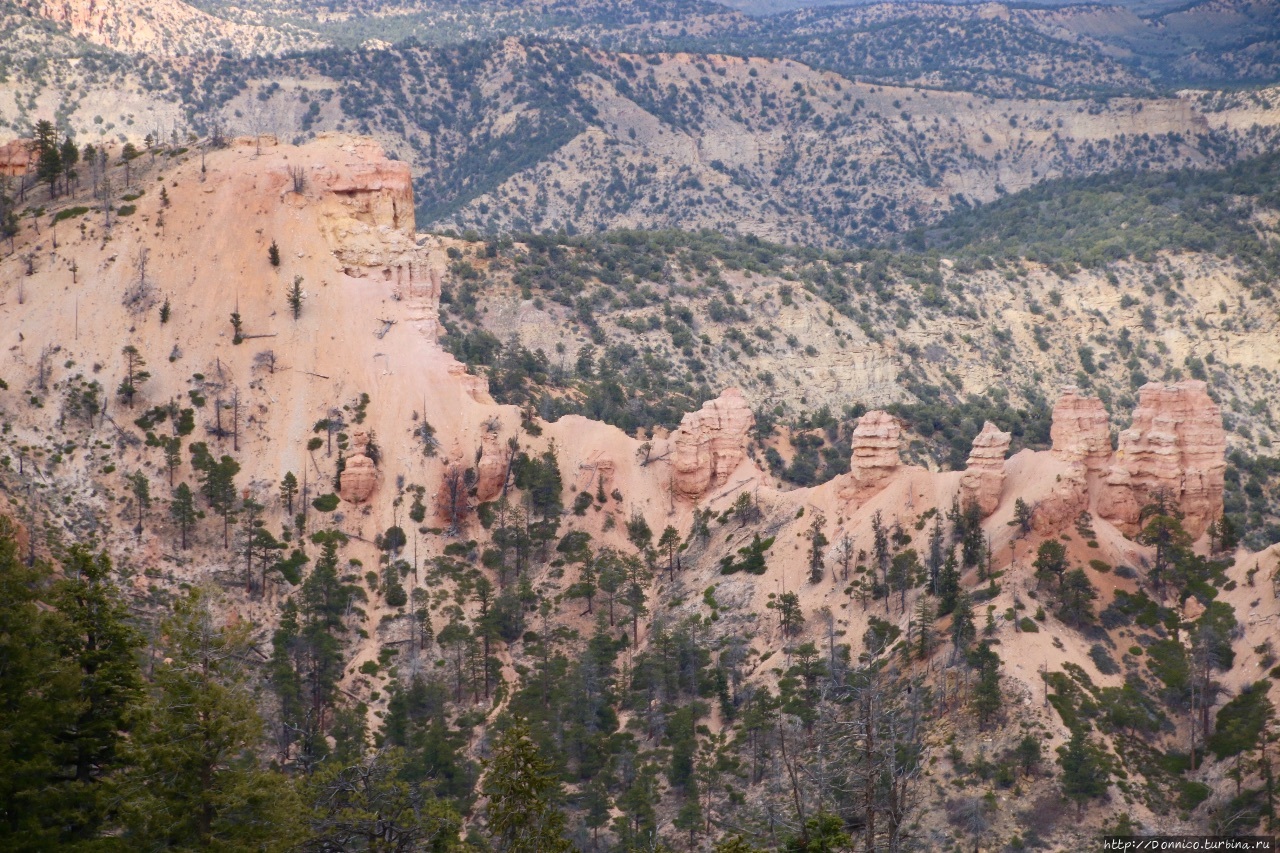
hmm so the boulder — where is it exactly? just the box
[670,389,754,499]
[959,421,1011,517]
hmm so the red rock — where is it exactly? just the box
[670,389,754,499]
[474,429,510,504]
[1050,386,1111,472]
[339,429,378,504]
[839,410,902,503]
[960,421,1011,517]
[1032,462,1089,534]
[0,140,32,177]
[1098,381,1225,537]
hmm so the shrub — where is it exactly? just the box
[1018,617,1040,633]
[312,493,340,512]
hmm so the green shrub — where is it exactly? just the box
[312,493,340,512]
[1018,617,1039,633]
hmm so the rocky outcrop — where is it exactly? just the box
[0,140,32,177]
[475,430,510,504]
[1050,386,1111,472]
[1098,381,1225,538]
[670,389,754,499]
[339,429,378,504]
[310,137,414,235]
[959,421,1011,517]
[1032,463,1089,534]
[840,411,902,503]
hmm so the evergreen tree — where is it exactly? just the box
[303,748,461,852]
[1013,497,1033,534]
[190,443,240,547]
[483,722,573,853]
[1057,568,1098,628]
[128,470,151,540]
[288,276,304,319]
[937,549,961,616]
[807,512,829,584]
[117,344,150,408]
[170,482,197,550]
[268,240,280,267]
[967,642,1002,729]
[0,524,71,849]
[280,471,298,514]
[1033,539,1068,589]
[1058,730,1109,814]
[951,591,975,660]
[120,587,302,849]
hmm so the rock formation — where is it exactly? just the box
[339,429,378,504]
[959,421,1011,517]
[1098,381,1226,538]
[474,430,510,504]
[310,137,414,235]
[0,140,32,177]
[840,411,902,503]
[1050,386,1111,472]
[670,389,754,499]
[1032,464,1089,534]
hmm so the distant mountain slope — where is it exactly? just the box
[17,0,319,55]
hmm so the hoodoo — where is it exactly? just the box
[1098,380,1226,537]
[959,421,1011,517]
[669,388,754,500]
[840,410,902,504]
[338,429,379,504]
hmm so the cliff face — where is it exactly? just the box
[960,421,1011,517]
[669,389,754,499]
[1098,380,1226,537]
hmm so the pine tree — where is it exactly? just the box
[483,722,573,853]
[1058,730,1108,814]
[0,521,78,847]
[117,345,150,408]
[951,591,975,660]
[127,470,151,540]
[288,275,305,320]
[47,547,143,838]
[967,642,1002,729]
[268,240,280,267]
[120,587,302,849]
[807,512,829,584]
[170,482,197,550]
[280,471,298,514]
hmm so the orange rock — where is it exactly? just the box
[959,421,1011,517]
[339,429,378,504]
[670,389,754,499]
[1098,380,1225,538]
[1050,386,1111,472]
[840,410,902,504]
[0,140,32,177]
[475,430,510,504]
[1033,463,1089,534]
[310,139,414,235]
